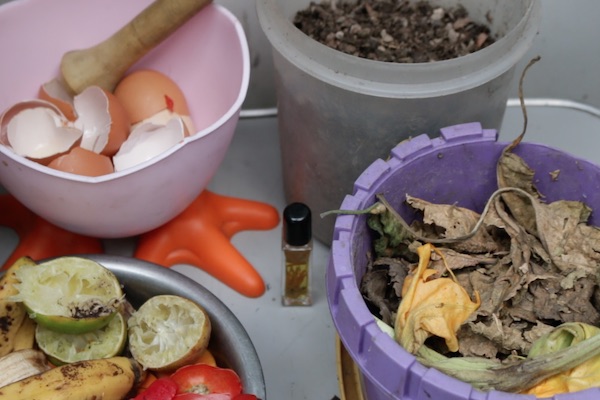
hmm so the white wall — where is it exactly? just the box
[510,0,600,107]
[217,0,277,110]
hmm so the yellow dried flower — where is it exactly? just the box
[394,243,480,354]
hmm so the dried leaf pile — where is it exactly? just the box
[363,150,600,358]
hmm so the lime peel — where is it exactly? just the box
[36,312,128,365]
[10,257,123,334]
[128,294,211,371]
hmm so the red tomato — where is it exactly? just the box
[174,394,233,399]
[172,394,259,400]
[133,377,178,400]
[170,364,243,397]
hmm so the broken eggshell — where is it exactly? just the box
[134,108,195,137]
[0,99,81,165]
[47,146,114,177]
[73,86,131,156]
[0,86,131,174]
[39,79,77,121]
[112,117,185,172]
[114,69,196,135]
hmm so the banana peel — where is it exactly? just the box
[0,257,36,357]
[0,301,27,357]
[0,256,35,298]
[394,243,480,354]
[0,356,145,399]
[11,315,36,352]
[0,349,51,389]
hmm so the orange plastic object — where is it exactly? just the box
[135,190,280,298]
[0,194,103,270]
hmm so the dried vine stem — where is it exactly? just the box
[504,55,541,153]
[375,186,540,245]
[321,187,542,245]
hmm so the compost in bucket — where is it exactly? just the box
[294,0,497,62]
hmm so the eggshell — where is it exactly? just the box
[134,108,195,137]
[74,86,131,156]
[47,146,114,177]
[113,117,185,172]
[103,90,132,155]
[114,69,192,127]
[1,99,63,145]
[0,100,81,164]
[38,80,76,121]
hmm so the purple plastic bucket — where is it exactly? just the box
[327,122,600,400]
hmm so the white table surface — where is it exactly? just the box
[2,99,600,400]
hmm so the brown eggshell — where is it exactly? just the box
[112,117,186,172]
[0,99,64,146]
[114,69,191,125]
[74,86,131,157]
[47,146,114,177]
[103,90,131,156]
[0,100,81,165]
[39,80,76,121]
[133,109,196,137]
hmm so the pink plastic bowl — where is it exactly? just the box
[0,0,249,238]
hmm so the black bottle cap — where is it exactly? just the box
[283,202,312,246]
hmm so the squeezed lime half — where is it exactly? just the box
[12,257,123,334]
[36,311,127,365]
[128,294,211,371]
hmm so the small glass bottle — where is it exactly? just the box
[281,202,313,306]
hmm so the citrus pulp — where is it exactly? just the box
[11,257,123,334]
[128,294,211,372]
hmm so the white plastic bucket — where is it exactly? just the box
[257,0,541,244]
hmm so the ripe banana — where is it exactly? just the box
[0,256,35,299]
[0,348,51,388]
[0,356,146,400]
[0,257,35,357]
[0,302,26,358]
[11,315,36,351]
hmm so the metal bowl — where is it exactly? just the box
[59,254,265,398]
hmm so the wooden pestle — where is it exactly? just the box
[59,0,212,95]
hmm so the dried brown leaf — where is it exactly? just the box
[457,325,499,359]
[360,256,407,325]
[430,248,498,274]
[406,195,501,254]
[534,200,600,275]
[496,152,541,236]
[469,319,531,355]
[492,194,552,269]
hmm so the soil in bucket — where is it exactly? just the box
[294,0,497,63]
